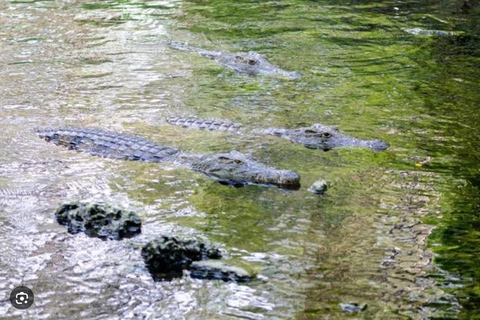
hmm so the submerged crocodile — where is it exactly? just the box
[167,118,389,152]
[169,41,302,79]
[37,128,301,189]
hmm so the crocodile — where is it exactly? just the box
[167,118,389,152]
[169,41,302,79]
[37,127,301,189]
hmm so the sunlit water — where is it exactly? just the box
[1,0,479,319]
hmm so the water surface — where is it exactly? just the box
[0,0,479,319]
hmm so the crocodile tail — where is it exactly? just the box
[167,118,243,132]
[168,40,220,59]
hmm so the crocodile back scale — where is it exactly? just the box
[167,118,242,131]
[38,127,180,162]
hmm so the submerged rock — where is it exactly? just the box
[308,179,328,194]
[141,237,255,283]
[55,201,142,240]
[141,236,222,280]
[189,260,254,283]
[339,302,367,313]
[405,28,457,37]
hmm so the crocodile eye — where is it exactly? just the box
[323,132,332,138]
[248,59,257,65]
[234,159,243,164]
[218,157,234,164]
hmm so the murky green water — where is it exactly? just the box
[1,0,479,319]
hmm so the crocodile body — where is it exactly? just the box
[169,41,302,79]
[37,127,301,189]
[167,118,389,152]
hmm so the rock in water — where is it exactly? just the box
[404,28,456,37]
[141,236,222,280]
[189,260,254,283]
[339,302,367,313]
[55,201,142,240]
[308,179,328,194]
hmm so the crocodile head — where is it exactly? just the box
[216,52,302,79]
[184,151,301,189]
[275,123,389,152]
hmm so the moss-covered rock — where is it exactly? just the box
[189,260,254,283]
[55,201,142,240]
[141,236,222,280]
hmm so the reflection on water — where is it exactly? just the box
[0,0,479,319]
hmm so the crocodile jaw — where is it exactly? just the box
[187,151,301,189]
[208,168,301,189]
[318,136,389,151]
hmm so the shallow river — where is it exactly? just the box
[1,0,479,319]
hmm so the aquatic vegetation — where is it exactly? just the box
[0,0,479,318]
